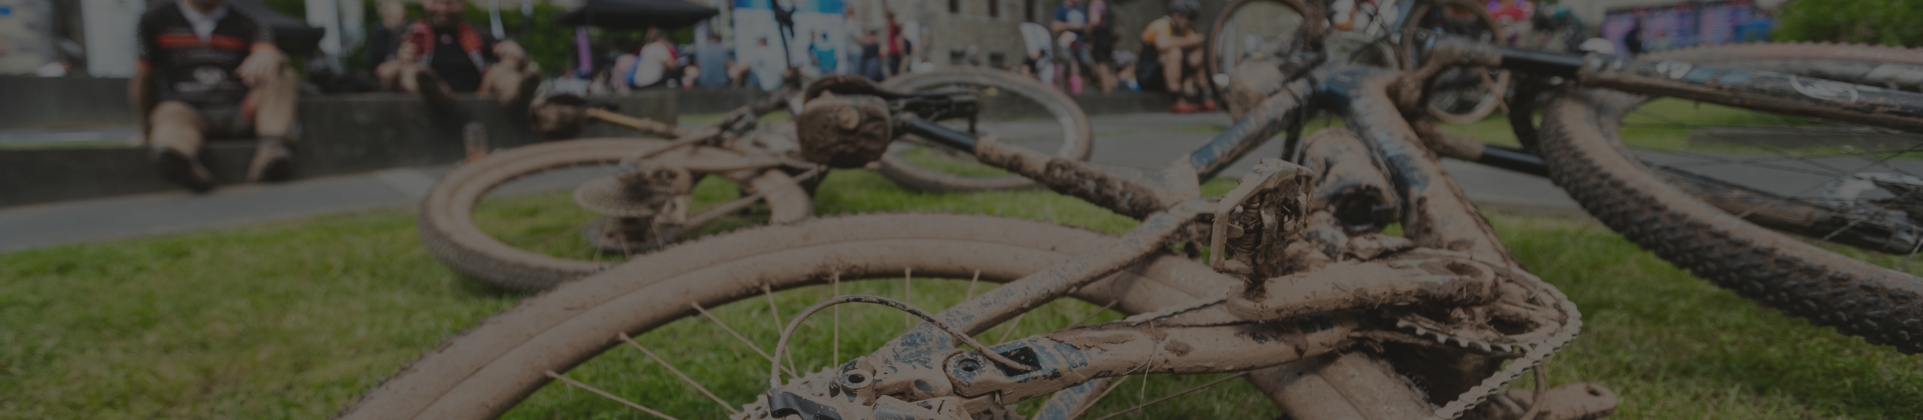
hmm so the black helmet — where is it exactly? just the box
[1168,0,1201,18]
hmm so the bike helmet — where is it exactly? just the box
[1168,0,1201,19]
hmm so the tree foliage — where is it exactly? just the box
[1775,0,1923,47]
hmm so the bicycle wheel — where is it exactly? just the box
[1205,0,1318,118]
[341,213,1269,419]
[875,65,1094,192]
[419,138,813,293]
[1399,0,1510,124]
[1539,43,1923,353]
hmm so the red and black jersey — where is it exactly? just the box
[138,3,273,108]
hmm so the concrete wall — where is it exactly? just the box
[0,91,675,207]
[0,76,135,129]
[675,88,763,115]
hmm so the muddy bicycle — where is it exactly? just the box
[1209,0,1512,124]
[418,67,1092,292]
[341,31,1923,420]
[335,47,1635,420]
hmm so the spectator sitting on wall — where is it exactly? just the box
[1051,0,1094,94]
[1138,0,1214,113]
[131,0,298,192]
[614,28,679,90]
[695,32,733,88]
[376,0,540,111]
[365,1,407,75]
[1112,49,1140,92]
[1087,0,1119,94]
[739,37,785,90]
[1019,21,1055,84]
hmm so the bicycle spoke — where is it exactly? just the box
[904,268,914,330]
[616,333,738,415]
[996,312,1028,344]
[964,270,981,299]
[763,285,799,375]
[831,272,840,367]
[1069,300,1120,328]
[690,301,796,377]
[544,370,682,420]
[1902,236,1923,272]
[1066,376,1130,420]
[1089,373,1249,420]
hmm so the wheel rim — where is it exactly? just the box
[877,69,1092,191]
[1400,0,1510,124]
[1207,0,1316,93]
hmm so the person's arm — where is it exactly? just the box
[1049,7,1082,33]
[611,54,636,91]
[494,39,529,68]
[235,16,284,86]
[130,14,158,139]
[1157,30,1204,52]
[130,66,157,140]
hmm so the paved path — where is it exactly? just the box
[0,113,1576,252]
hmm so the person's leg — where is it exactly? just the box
[1095,62,1116,94]
[1159,47,1185,96]
[244,66,299,182]
[481,61,541,110]
[401,64,458,110]
[1184,48,1214,110]
[149,101,215,192]
[376,60,404,91]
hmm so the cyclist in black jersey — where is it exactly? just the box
[374,0,540,111]
[132,0,298,192]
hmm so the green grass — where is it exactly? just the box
[1,170,1919,419]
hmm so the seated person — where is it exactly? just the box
[132,0,297,192]
[1051,0,1095,92]
[693,33,734,88]
[613,28,679,90]
[1137,0,1213,113]
[376,0,539,110]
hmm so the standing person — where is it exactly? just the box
[842,7,865,75]
[376,0,539,110]
[364,1,407,75]
[614,27,677,90]
[883,9,903,78]
[1137,0,1213,113]
[860,30,884,81]
[1087,0,1119,94]
[131,0,299,192]
[1622,17,1647,56]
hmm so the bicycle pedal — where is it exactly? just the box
[1208,158,1316,278]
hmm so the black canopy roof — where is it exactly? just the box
[555,0,720,30]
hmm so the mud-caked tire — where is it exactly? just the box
[1538,44,1923,353]
[344,214,1244,419]
[418,138,813,293]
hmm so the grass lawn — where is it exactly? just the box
[2,170,1920,419]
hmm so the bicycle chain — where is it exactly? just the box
[1399,269,1583,420]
